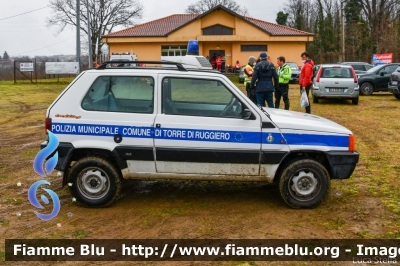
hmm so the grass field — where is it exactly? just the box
[1,76,400,265]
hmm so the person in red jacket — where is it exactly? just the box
[216,55,222,72]
[299,51,314,114]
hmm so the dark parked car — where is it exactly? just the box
[238,66,246,83]
[388,65,400,100]
[286,62,300,84]
[341,62,373,74]
[357,63,400,95]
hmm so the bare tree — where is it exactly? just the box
[46,0,143,61]
[356,0,400,52]
[185,0,248,16]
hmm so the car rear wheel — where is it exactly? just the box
[68,157,122,207]
[279,159,329,208]
[352,97,359,105]
[360,82,374,96]
[394,94,400,100]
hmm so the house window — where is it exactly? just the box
[203,25,233,35]
[241,45,268,52]
[161,45,187,56]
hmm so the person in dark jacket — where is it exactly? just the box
[299,51,314,114]
[250,52,279,108]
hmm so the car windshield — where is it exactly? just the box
[366,65,383,73]
[287,63,299,70]
[365,65,373,71]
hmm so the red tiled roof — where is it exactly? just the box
[244,16,313,36]
[105,14,198,37]
[104,13,313,38]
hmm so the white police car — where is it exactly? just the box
[41,59,359,208]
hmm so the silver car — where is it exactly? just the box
[312,64,359,105]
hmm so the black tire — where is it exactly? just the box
[68,157,122,207]
[313,96,319,103]
[352,97,359,105]
[360,82,374,96]
[279,159,330,208]
[394,94,400,100]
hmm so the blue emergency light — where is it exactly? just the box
[187,40,199,55]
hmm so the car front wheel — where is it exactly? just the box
[360,82,374,96]
[68,157,122,207]
[394,94,400,100]
[279,159,329,208]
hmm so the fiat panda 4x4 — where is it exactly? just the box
[41,60,359,209]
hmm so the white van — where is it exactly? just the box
[109,52,138,66]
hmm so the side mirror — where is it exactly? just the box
[242,109,252,120]
[380,71,387,76]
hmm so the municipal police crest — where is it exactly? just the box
[267,133,274,143]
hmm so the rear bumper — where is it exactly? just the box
[40,141,75,172]
[325,151,359,179]
[312,91,359,99]
[312,84,359,98]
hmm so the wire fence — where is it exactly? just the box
[0,55,110,82]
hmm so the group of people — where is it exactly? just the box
[243,51,314,114]
[207,54,226,72]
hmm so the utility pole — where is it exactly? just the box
[341,0,345,62]
[95,0,105,63]
[86,0,93,68]
[76,0,81,71]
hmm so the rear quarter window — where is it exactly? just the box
[81,76,154,113]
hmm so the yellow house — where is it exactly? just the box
[102,5,314,67]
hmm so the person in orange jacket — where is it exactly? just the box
[234,60,241,73]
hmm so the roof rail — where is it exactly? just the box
[97,61,188,71]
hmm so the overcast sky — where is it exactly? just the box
[0,0,288,57]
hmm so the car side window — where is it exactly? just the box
[162,77,243,118]
[386,65,398,75]
[82,76,154,113]
[352,65,364,71]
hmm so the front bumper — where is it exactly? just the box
[388,85,400,94]
[325,151,359,179]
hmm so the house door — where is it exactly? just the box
[209,50,225,71]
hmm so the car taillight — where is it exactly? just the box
[45,118,52,134]
[351,68,357,83]
[316,67,323,82]
[349,134,356,152]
